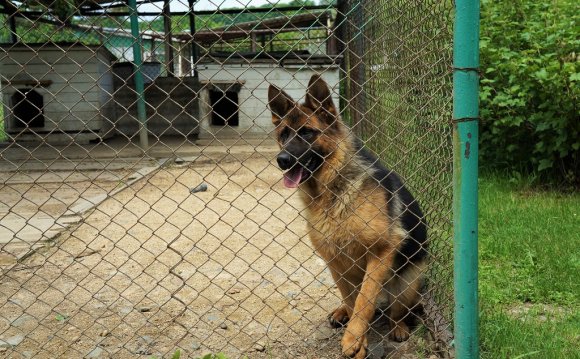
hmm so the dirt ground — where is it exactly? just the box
[0,154,434,359]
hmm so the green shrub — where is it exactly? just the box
[479,0,579,186]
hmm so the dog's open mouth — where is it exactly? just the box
[283,158,313,188]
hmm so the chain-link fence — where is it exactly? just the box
[0,0,453,358]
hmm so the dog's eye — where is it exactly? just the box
[298,127,318,141]
[280,127,291,142]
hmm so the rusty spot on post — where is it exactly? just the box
[464,132,472,159]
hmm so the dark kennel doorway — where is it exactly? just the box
[12,89,45,128]
[210,89,239,127]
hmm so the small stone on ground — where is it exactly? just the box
[367,342,385,359]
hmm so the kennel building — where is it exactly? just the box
[196,53,340,143]
[190,11,340,143]
[0,42,116,144]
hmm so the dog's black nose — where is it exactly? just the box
[277,151,294,170]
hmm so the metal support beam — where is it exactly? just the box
[162,0,174,76]
[188,0,198,77]
[8,13,17,43]
[250,32,257,52]
[80,4,334,17]
[128,0,149,150]
[0,0,19,43]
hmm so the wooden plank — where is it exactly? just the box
[0,61,98,72]
[44,113,104,129]
[1,60,114,76]
[1,78,108,92]
[0,63,100,78]
[200,65,339,78]
[0,48,112,65]
[2,91,104,107]
[43,101,102,113]
[1,79,52,87]
[6,114,104,131]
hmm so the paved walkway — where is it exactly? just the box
[0,135,277,169]
[0,135,279,265]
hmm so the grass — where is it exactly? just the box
[479,173,580,358]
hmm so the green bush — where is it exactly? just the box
[479,0,579,186]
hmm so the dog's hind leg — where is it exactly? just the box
[385,259,426,342]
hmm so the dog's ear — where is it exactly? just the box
[268,85,295,123]
[305,75,335,113]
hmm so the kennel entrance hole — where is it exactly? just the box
[12,89,45,128]
[210,90,239,127]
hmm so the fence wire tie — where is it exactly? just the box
[453,66,481,75]
[452,117,479,123]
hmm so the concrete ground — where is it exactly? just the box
[0,136,435,358]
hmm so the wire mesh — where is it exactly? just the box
[0,0,453,358]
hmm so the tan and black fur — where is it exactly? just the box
[268,75,428,359]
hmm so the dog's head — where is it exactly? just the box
[268,75,342,188]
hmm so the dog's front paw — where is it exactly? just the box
[329,305,350,328]
[341,329,367,359]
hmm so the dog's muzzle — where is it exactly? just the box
[276,151,295,170]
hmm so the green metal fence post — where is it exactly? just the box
[128,0,149,150]
[453,0,480,358]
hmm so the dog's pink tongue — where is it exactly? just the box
[283,167,303,188]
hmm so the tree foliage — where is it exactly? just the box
[479,0,579,185]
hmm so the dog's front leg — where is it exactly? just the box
[341,247,395,359]
[327,263,357,327]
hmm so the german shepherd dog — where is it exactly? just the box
[268,75,428,358]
